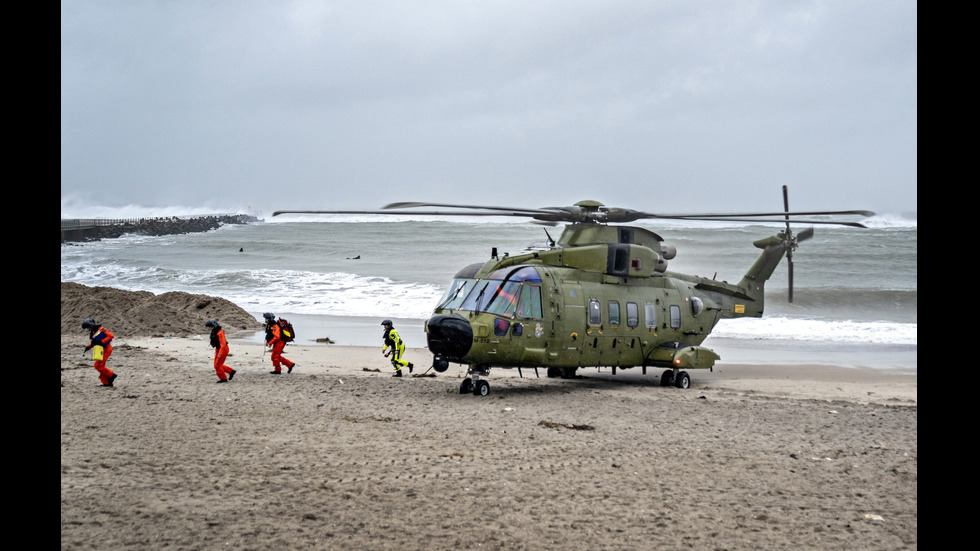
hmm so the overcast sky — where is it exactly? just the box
[61,0,916,218]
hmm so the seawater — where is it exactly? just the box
[61,214,917,371]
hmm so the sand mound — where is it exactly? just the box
[61,282,264,337]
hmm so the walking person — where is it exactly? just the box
[381,319,413,377]
[82,318,117,387]
[263,312,296,374]
[206,319,236,383]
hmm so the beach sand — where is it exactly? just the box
[61,334,916,550]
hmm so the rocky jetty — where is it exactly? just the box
[62,214,259,242]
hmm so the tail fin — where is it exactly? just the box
[734,233,794,317]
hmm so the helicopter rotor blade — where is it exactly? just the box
[383,202,554,215]
[642,209,876,218]
[783,185,794,303]
[382,201,874,227]
[652,217,868,228]
[278,189,873,229]
[787,256,795,303]
[783,184,792,232]
[272,209,530,217]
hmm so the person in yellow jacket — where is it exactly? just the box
[206,319,236,383]
[381,319,413,377]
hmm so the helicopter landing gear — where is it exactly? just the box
[674,370,691,389]
[546,367,562,378]
[660,368,691,389]
[463,367,491,396]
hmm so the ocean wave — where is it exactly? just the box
[61,264,442,320]
[763,288,917,322]
[713,316,917,345]
[860,213,917,229]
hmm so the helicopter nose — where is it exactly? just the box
[426,313,473,359]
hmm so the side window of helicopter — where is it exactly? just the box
[517,285,543,319]
[669,304,682,329]
[644,303,657,328]
[690,296,704,316]
[608,301,620,327]
[626,302,639,328]
[588,299,601,325]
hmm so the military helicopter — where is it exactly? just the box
[274,186,872,396]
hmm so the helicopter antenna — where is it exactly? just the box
[543,228,556,248]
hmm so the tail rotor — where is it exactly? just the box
[781,185,814,303]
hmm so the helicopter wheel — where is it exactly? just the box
[546,367,562,378]
[472,380,490,396]
[660,370,674,387]
[674,371,691,389]
[459,378,473,394]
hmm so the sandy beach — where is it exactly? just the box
[61,285,916,550]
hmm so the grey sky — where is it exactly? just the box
[61,1,916,218]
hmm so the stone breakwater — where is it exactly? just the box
[62,214,260,242]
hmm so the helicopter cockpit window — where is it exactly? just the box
[437,278,477,310]
[488,266,542,283]
[453,266,544,318]
[485,280,522,317]
[460,280,495,312]
[517,285,543,319]
[690,296,704,317]
[461,280,518,316]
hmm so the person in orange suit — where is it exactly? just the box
[206,319,236,383]
[82,318,117,387]
[263,312,295,374]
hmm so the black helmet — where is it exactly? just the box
[263,312,276,322]
[205,319,218,329]
[81,318,98,330]
[381,319,393,327]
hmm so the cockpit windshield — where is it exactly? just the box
[435,265,543,319]
[436,278,477,310]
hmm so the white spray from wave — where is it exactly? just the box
[713,317,917,345]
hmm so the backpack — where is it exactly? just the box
[277,318,295,343]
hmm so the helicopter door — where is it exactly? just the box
[582,297,603,367]
[595,299,623,368]
[558,284,585,365]
[511,284,548,366]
